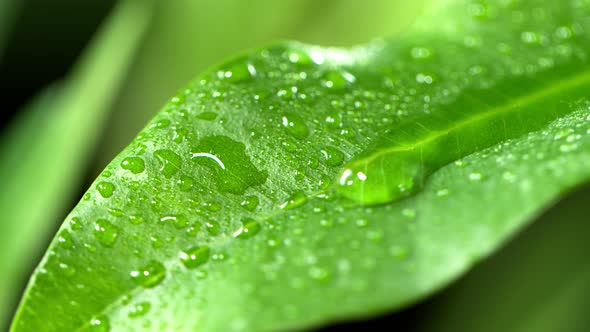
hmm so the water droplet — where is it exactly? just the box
[410,47,433,60]
[180,246,210,269]
[321,146,345,166]
[89,315,110,332]
[129,302,151,318]
[233,217,261,239]
[121,157,145,174]
[285,49,313,64]
[129,215,144,225]
[97,182,115,198]
[192,136,267,194]
[130,260,166,288]
[280,190,307,210]
[58,262,76,277]
[218,61,256,83]
[160,214,188,229]
[177,176,194,192]
[93,219,119,247]
[308,266,331,282]
[154,149,182,178]
[402,208,416,220]
[58,230,74,249]
[469,172,483,181]
[281,113,310,139]
[323,70,355,89]
[240,195,259,211]
[205,220,221,235]
[196,111,218,121]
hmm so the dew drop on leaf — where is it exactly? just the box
[177,175,194,192]
[233,217,262,239]
[128,302,151,318]
[93,219,119,247]
[321,146,345,166]
[121,157,145,174]
[89,315,110,332]
[281,112,310,139]
[154,149,182,177]
[130,260,167,288]
[239,195,260,211]
[179,246,210,269]
[97,181,115,198]
[279,190,308,210]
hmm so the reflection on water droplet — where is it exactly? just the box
[129,302,151,318]
[192,136,267,194]
[233,217,261,239]
[93,219,119,247]
[323,70,355,89]
[160,214,188,229]
[130,260,166,288]
[469,172,483,181]
[177,175,194,192]
[180,246,210,269]
[97,182,115,198]
[89,315,110,332]
[240,195,260,211]
[218,61,256,83]
[280,191,307,210]
[121,157,145,174]
[58,230,74,249]
[281,113,310,139]
[154,149,182,178]
[321,146,345,166]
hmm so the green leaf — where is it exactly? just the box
[96,0,431,172]
[0,0,153,327]
[11,0,590,331]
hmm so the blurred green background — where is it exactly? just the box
[2,0,589,331]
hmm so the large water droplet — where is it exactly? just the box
[191,136,267,194]
[130,260,167,288]
[154,149,182,177]
[240,195,259,211]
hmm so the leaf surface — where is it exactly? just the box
[11,0,590,331]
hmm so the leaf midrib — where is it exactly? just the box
[349,68,590,167]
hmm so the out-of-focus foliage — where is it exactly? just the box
[0,0,154,326]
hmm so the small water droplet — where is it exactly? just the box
[469,172,483,181]
[402,208,416,220]
[218,61,256,83]
[58,230,74,249]
[160,214,188,229]
[240,195,259,211]
[128,302,151,318]
[321,146,345,166]
[233,217,261,239]
[280,190,307,210]
[196,111,218,121]
[281,113,310,139]
[93,219,119,247]
[285,49,313,64]
[121,157,145,174]
[322,70,355,89]
[130,260,166,288]
[205,220,221,235]
[180,246,210,269]
[97,182,115,198]
[89,315,110,332]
